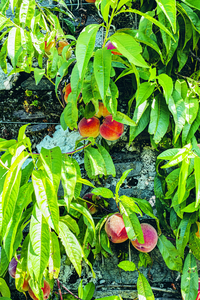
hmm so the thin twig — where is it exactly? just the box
[57,279,63,300]
[61,283,83,300]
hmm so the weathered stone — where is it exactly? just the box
[21,77,54,91]
[0,64,18,90]
[13,110,46,120]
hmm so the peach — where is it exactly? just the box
[22,278,29,291]
[28,280,50,300]
[131,223,158,253]
[105,213,128,243]
[57,40,72,60]
[83,193,98,214]
[196,222,200,239]
[63,83,72,103]
[96,102,110,118]
[100,115,124,141]
[196,279,200,300]
[44,40,56,55]
[78,117,100,138]
[105,41,122,55]
[85,0,96,3]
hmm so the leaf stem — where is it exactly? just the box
[57,279,63,300]
[61,283,83,300]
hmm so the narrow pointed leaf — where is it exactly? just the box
[49,232,61,279]
[156,0,176,33]
[59,221,82,276]
[137,273,155,300]
[181,253,198,300]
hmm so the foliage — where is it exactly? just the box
[1,0,200,299]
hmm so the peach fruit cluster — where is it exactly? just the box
[45,40,72,60]
[78,102,124,141]
[8,256,51,300]
[105,213,158,252]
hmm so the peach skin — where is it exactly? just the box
[105,213,128,243]
[83,193,98,214]
[78,117,100,138]
[57,40,72,59]
[96,102,110,118]
[63,83,72,103]
[131,223,158,253]
[44,40,56,55]
[100,115,124,141]
[28,280,50,300]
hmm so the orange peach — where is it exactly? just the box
[96,102,110,118]
[57,40,72,59]
[105,41,122,55]
[85,0,96,3]
[131,223,158,253]
[28,280,50,300]
[63,83,72,103]
[196,222,200,238]
[105,213,128,243]
[100,115,124,141]
[78,117,100,138]
[44,40,56,55]
[83,193,98,214]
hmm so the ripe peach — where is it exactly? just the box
[105,41,122,55]
[100,115,124,141]
[63,83,72,103]
[105,213,128,243]
[196,222,200,238]
[131,223,158,253]
[83,193,98,214]
[57,40,72,59]
[96,102,110,118]
[196,279,200,300]
[78,117,100,138]
[22,278,29,291]
[28,280,50,300]
[44,40,56,55]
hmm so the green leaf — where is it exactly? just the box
[181,253,198,300]
[100,230,113,255]
[32,169,59,233]
[119,196,143,243]
[176,214,193,258]
[83,282,95,300]
[34,68,45,85]
[185,106,200,142]
[137,272,155,300]
[84,147,106,179]
[94,48,111,102]
[181,0,200,10]
[15,234,29,292]
[113,111,136,126]
[157,235,183,271]
[19,0,35,27]
[96,144,116,177]
[194,156,200,208]
[70,203,95,233]
[28,204,50,281]
[7,27,22,69]
[49,232,61,279]
[91,187,114,198]
[157,74,173,104]
[60,215,80,236]
[3,183,33,260]
[118,260,136,271]
[0,278,11,298]
[40,147,62,193]
[138,252,152,268]
[185,95,199,124]
[59,221,83,276]
[148,95,170,144]
[178,3,200,33]
[136,82,155,108]
[129,104,150,143]
[178,158,189,204]
[165,168,180,198]
[76,24,100,79]
[116,169,132,198]
[61,155,78,211]
[62,97,78,130]
[133,198,157,220]
[156,0,176,33]
[189,231,200,260]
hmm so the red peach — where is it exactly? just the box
[131,223,158,253]
[196,279,200,300]
[78,117,100,138]
[105,41,122,55]
[83,193,98,214]
[105,213,128,243]
[63,83,72,103]
[96,102,110,118]
[100,115,124,141]
[28,280,50,300]
[44,40,56,55]
[57,40,72,59]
